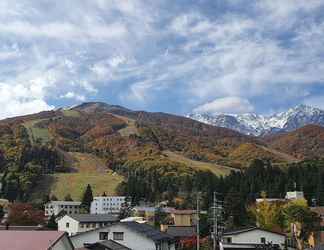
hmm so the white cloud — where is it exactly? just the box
[0,83,54,119]
[60,92,86,102]
[193,97,255,115]
[0,0,323,117]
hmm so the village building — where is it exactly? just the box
[221,227,286,250]
[90,196,127,214]
[166,226,196,250]
[58,214,119,236]
[71,222,175,250]
[45,201,82,217]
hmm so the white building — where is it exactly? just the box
[221,227,286,250]
[71,222,176,250]
[90,196,126,214]
[58,214,119,236]
[285,191,304,200]
[45,201,82,217]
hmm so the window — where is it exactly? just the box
[99,232,109,240]
[66,222,69,228]
[224,237,232,243]
[261,237,266,244]
[113,232,124,241]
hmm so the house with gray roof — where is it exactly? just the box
[58,214,119,236]
[71,222,175,250]
[221,227,286,250]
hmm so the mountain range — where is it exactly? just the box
[188,104,324,136]
[1,101,324,201]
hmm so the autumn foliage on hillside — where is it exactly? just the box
[266,125,324,160]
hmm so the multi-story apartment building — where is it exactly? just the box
[90,196,126,214]
[45,201,82,217]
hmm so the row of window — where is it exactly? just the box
[95,198,125,202]
[99,232,124,241]
[223,237,266,244]
[95,203,122,207]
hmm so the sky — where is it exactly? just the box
[0,0,324,119]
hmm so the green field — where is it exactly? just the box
[23,119,51,144]
[49,172,124,200]
[62,109,81,118]
[31,153,124,201]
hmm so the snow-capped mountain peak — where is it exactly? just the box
[188,105,324,136]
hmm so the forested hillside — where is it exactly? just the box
[0,102,322,211]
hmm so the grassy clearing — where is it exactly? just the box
[164,150,234,176]
[31,152,124,201]
[23,119,51,144]
[113,115,139,137]
[62,109,81,118]
[49,172,124,200]
[68,152,107,173]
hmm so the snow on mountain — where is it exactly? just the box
[188,105,324,136]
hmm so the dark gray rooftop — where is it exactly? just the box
[69,214,119,223]
[85,240,130,250]
[121,222,174,243]
[99,240,131,250]
[166,226,196,238]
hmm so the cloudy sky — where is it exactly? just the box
[0,0,324,118]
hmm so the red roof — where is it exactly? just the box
[0,231,68,250]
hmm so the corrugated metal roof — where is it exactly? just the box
[121,222,174,242]
[99,240,131,249]
[69,214,119,223]
[166,226,196,237]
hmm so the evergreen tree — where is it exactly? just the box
[46,214,57,230]
[81,184,93,212]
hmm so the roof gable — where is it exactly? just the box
[223,227,285,237]
[0,231,69,250]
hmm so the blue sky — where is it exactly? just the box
[0,0,324,118]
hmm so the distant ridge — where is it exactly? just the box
[188,105,324,136]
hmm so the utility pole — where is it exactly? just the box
[211,192,224,250]
[213,192,217,250]
[196,192,200,250]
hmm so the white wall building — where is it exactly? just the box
[71,222,175,250]
[285,191,304,200]
[58,214,119,236]
[221,227,286,249]
[45,201,81,217]
[90,196,126,214]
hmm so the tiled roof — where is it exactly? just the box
[166,226,196,237]
[0,231,70,250]
[69,214,119,223]
[121,222,174,243]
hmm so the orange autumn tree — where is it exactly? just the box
[7,203,44,226]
